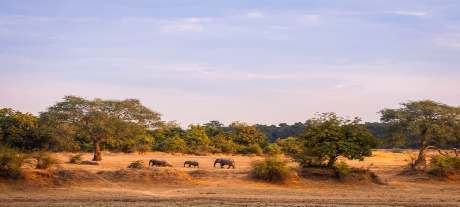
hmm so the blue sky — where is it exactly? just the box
[1,0,460,126]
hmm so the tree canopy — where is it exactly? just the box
[380,100,460,167]
[293,113,376,167]
[40,96,161,160]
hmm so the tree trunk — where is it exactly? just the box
[414,146,426,167]
[92,141,102,161]
[414,137,428,169]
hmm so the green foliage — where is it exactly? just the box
[334,161,351,179]
[0,146,24,179]
[161,135,187,153]
[185,124,210,153]
[229,122,267,147]
[209,133,237,153]
[296,113,376,168]
[250,157,290,182]
[380,100,460,167]
[276,137,303,156]
[0,108,49,151]
[135,134,154,154]
[428,155,460,177]
[34,152,58,169]
[152,121,185,152]
[241,144,264,155]
[69,153,83,164]
[256,122,307,143]
[40,96,162,161]
[265,143,282,156]
[127,160,145,169]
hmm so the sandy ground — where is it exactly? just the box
[0,150,459,207]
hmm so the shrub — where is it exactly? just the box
[0,146,24,179]
[127,160,144,169]
[250,157,290,182]
[276,137,302,156]
[265,143,282,156]
[35,152,58,169]
[241,144,263,155]
[391,148,403,153]
[334,161,351,179]
[428,155,460,177]
[69,154,83,164]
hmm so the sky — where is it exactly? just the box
[1,0,460,126]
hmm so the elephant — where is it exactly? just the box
[184,160,199,168]
[213,158,235,169]
[149,159,173,167]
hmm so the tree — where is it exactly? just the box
[40,96,161,161]
[296,113,376,168]
[0,108,48,151]
[229,122,267,147]
[380,100,460,168]
[185,124,210,153]
[151,121,186,152]
[203,120,224,138]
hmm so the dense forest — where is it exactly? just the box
[1,96,459,164]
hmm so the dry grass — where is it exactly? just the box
[0,150,459,207]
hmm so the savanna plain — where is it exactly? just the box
[1,150,459,207]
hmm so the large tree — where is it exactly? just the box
[296,113,376,168]
[380,100,460,168]
[40,96,161,161]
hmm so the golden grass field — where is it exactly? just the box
[0,150,459,207]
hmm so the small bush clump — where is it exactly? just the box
[35,152,58,169]
[250,157,290,182]
[334,161,351,179]
[69,154,83,164]
[428,155,460,177]
[0,146,24,179]
[241,144,263,155]
[391,148,403,153]
[127,160,145,169]
[265,144,282,156]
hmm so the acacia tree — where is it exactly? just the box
[380,100,460,168]
[40,96,161,161]
[296,113,376,168]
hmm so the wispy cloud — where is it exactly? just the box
[434,36,460,49]
[160,17,212,33]
[245,10,264,18]
[390,11,427,17]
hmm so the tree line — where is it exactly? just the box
[1,96,459,168]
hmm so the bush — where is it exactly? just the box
[127,160,145,169]
[391,148,403,153]
[250,157,290,182]
[0,146,24,179]
[428,155,460,177]
[69,154,83,164]
[241,144,263,155]
[334,161,351,179]
[265,144,282,156]
[35,152,58,169]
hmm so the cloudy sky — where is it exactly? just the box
[1,0,460,126]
